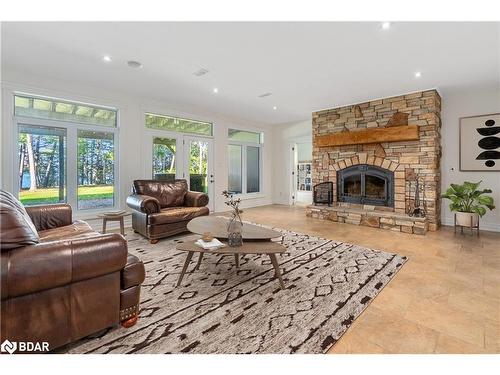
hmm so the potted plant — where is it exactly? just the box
[442,181,495,227]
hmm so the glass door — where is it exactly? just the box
[17,124,67,206]
[184,137,214,211]
[149,134,213,211]
[152,136,178,181]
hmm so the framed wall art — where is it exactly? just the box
[460,113,500,171]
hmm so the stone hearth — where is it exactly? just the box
[307,89,441,235]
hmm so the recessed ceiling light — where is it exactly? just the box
[127,60,143,69]
[273,106,277,110]
[414,71,422,78]
[213,88,219,94]
[381,22,391,30]
[102,55,112,63]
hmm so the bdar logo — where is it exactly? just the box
[1,339,17,354]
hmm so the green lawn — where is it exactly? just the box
[20,185,113,205]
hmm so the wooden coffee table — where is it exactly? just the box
[176,216,286,289]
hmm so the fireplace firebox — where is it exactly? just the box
[337,164,394,207]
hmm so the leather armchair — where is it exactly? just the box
[0,190,145,352]
[127,179,209,243]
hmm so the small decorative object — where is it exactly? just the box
[201,232,214,242]
[442,181,495,235]
[195,238,225,250]
[460,113,500,171]
[222,190,243,247]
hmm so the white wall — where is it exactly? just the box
[1,69,273,218]
[441,85,500,231]
[271,119,312,205]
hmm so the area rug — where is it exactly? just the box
[63,225,407,354]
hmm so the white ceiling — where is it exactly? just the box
[2,22,499,125]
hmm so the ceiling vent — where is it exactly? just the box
[127,60,143,69]
[193,68,209,77]
[258,92,272,98]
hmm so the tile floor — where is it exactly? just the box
[222,204,500,354]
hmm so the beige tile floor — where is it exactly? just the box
[220,204,500,354]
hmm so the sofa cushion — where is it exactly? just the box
[133,180,188,208]
[38,220,98,243]
[0,190,40,250]
[147,206,210,225]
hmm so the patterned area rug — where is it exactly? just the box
[63,226,407,354]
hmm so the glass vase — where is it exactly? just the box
[227,216,243,247]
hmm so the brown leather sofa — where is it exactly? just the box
[126,179,209,243]
[0,190,145,352]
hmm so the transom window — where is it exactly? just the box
[146,113,213,136]
[227,128,263,195]
[15,95,117,127]
[228,129,262,143]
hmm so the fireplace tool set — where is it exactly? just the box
[408,178,427,217]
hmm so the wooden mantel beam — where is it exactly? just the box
[316,125,419,147]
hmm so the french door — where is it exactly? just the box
[149,132,214,211]
[15,117,118,212]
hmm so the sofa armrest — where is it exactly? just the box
[1,233,128,299]
[126,194,161,214]
[25,203,72,231]
[184,191,209,207]
[121,254,145,289]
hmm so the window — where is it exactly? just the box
[15,95,117,127]
[228,129,262,143]
[152,137,177,181]
[77,130,115,210]
[146,113,212,136]
[246,146,260,193]
[228,145,242,194]
[16,94,118,211]
[227,128,262,195]
[18,125,67,206]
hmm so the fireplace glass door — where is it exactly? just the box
[343,174,361,198]
[365,175,386,200]
[337,164,394,207]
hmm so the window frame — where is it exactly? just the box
[13,104,120,216]
[227,127,263,198]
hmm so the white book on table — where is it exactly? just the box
[195,238,225,250]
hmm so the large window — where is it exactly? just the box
[16,94,118,211]
[227,129,262,195]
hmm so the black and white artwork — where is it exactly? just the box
[460,113,500,171]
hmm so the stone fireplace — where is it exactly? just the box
[306,89,442,235]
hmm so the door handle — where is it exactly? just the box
[209,179,215,183]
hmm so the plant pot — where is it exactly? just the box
[455,212,479,227]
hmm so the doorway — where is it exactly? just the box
[291,141,313,206]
